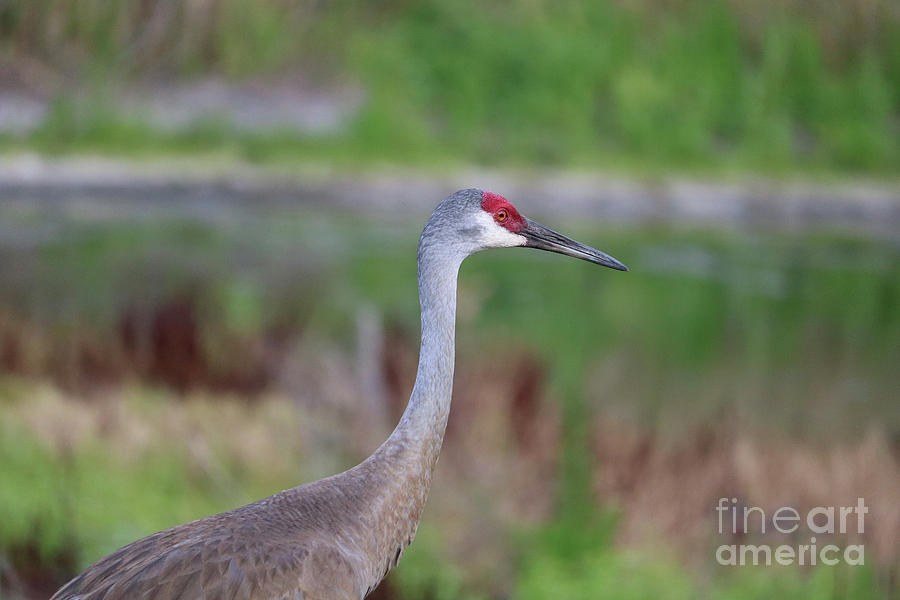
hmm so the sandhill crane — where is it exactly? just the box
[51,188,627,600]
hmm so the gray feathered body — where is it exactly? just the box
[52,446,436,600]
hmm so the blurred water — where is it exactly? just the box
[1,156,899,236]
[0,185,896,435]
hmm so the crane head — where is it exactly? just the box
[474,190,628,271]
[422,189,627,271]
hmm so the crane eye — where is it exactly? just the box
[496,208,508,223]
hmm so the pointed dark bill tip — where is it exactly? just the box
[520,217,628,271]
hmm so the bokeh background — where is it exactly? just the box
[1,1,898,598]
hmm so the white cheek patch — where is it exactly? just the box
[474,211,527,248]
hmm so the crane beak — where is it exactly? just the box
[520,217,628,271]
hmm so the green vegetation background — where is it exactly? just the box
[1,0,898,173]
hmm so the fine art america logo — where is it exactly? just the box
[715,497,868,566]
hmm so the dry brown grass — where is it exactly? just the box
[593,418,900,567]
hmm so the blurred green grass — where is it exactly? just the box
[1,0,898,173]
[0,388,890,599]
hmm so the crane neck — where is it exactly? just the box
[351,239,464,585]
[386,241,462,462]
